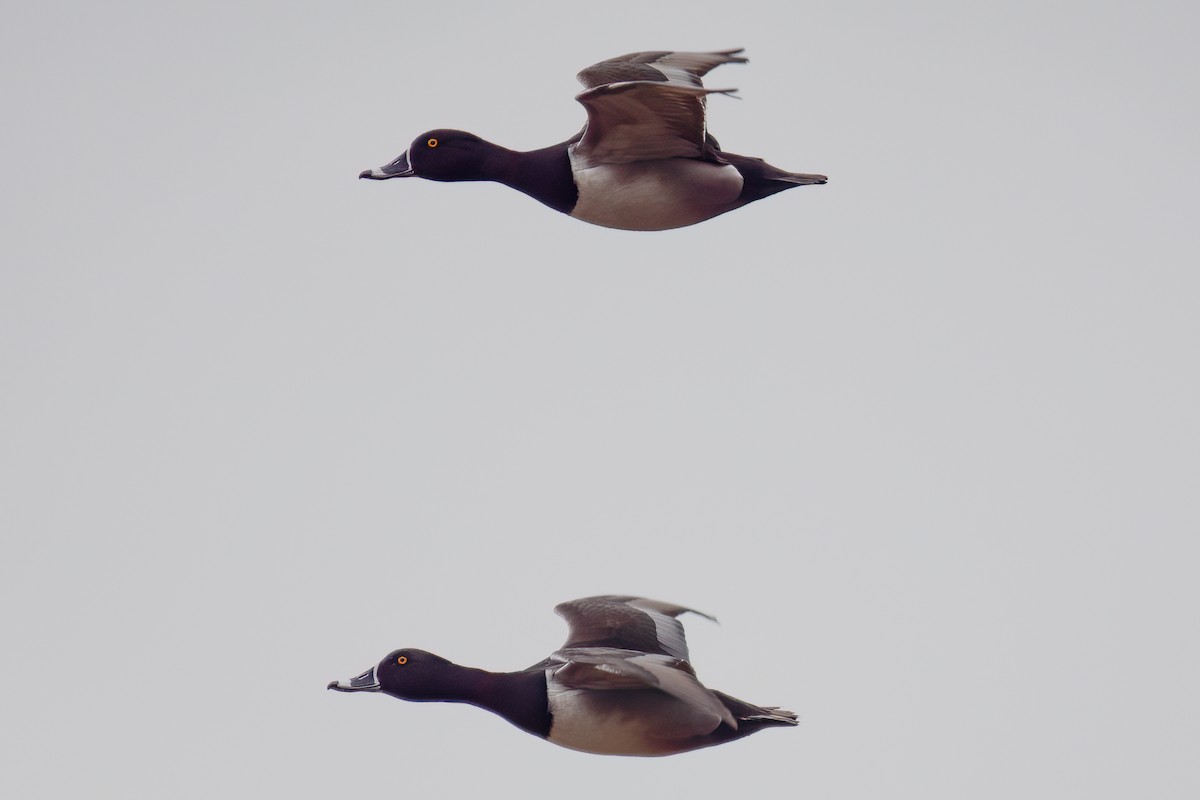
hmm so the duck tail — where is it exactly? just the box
[714,691,800,727]
[778,171,828,186]
[743,706,800,726]
[719,152,828,202]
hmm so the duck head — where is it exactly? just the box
[359,130,494,182]
[328,648,461,701]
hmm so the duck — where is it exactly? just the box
[359,49,826,231]
[328,594,798,756]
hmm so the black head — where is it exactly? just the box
[375,648,459,700]
[359,130,494,182]
[329,648,459,702]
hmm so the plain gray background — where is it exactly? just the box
[3,1,1198,797]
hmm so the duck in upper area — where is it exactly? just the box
[328,595,798,756]
[360,49,826,231]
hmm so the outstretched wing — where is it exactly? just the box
[576,49,747,90]
[549,647,737,729]
[571,49,746,167]
[554,595,716,661]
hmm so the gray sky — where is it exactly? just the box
[3,1,1198,797]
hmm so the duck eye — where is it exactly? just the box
[397,655,408,665]
[427,138,439,148]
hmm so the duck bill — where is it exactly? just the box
[328,665,381,692]
[359,151,413,180]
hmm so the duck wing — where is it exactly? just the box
[576,49,748,91]
[571,49,746,167]
[549,647,737,729]
[553,595,716,661]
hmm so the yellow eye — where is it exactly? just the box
[397,655,408,665]
[427,138,439,148]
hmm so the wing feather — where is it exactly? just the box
[550,648,736,729]
[570,49,746,167]
[554,595,714,660]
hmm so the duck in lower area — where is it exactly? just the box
[360,49,826,231]
[329,595,798,756]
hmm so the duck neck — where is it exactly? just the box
[433,663,551,739]
[483,141,578,215]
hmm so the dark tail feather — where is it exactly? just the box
[719,151,828,202]
[778,171,827,186]
[689,690,799,752]
[714,690,800,728]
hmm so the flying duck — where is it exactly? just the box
[360,49,826,231]
[328,595,798,756]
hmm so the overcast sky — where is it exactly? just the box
[3,1,1198,797]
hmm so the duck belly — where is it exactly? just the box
[568,156,744,231]
[546,683,722,756]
